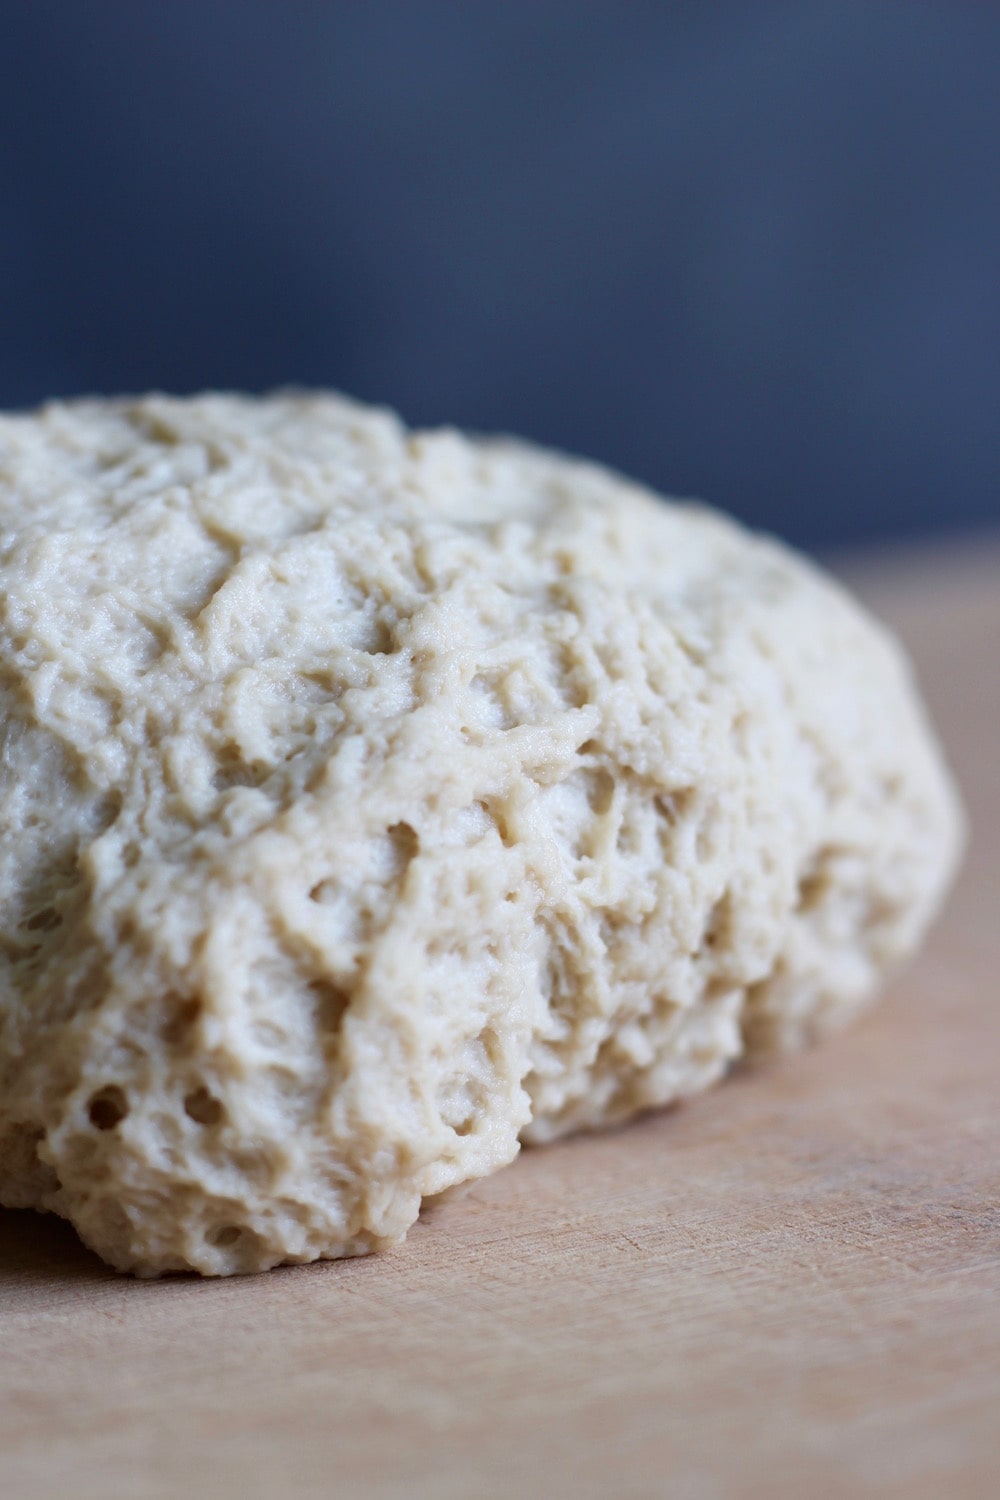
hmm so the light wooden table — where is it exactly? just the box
[2,535,998,1500]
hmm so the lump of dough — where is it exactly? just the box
[0,392,962,1275]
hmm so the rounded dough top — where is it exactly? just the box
[0,392,962,1275]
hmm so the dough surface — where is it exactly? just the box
[0,392,962,1275]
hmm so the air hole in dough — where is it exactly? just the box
[387,821,419,865]
[184,1088,224,1126]
[88,1087,129,1131]
[309,980,351,1032]
[24,906,62,933]
[162,996,204,1046]
[207,1225,242,1247]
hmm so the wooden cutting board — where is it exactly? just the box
[2,535,998,1500]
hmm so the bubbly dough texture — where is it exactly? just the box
[0,392,962,1276]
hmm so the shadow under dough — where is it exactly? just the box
[0,1206,116,1288]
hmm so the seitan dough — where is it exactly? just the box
[0,392,963,1275]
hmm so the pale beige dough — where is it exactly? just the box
[0,392,962,1275]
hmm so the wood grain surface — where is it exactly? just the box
[2,535,998,1500]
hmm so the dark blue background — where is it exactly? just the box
[2,2,998,549]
